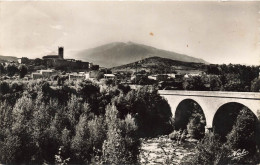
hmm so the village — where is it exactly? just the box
[0,46,211,91]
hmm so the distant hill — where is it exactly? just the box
[0,55,18,63]
[74,42,209,68]
[111,56,207,74]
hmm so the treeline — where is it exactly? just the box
[205,64,259,92]
[0,80,172,164]
[0,63,28,78]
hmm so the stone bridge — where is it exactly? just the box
[158,90,260,129]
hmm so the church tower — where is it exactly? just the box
[58,47,64,59]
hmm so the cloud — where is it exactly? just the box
[49,24,63,30]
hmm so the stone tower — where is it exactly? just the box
[58,47,64,59]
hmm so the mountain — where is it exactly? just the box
[74,42,208,68]
[111,56,207,74]
[0,55,18,63]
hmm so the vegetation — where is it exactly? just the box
[0,79,172,164]
[251,78,260,92]
[182,108,260,165]
[18,64,28,78]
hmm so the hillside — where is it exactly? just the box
[74,42,208,68]
[111,56,207,74]
[0,55,18,63]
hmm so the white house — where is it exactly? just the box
[104,74,116,79]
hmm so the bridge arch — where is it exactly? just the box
[175,99,206,131]
[158,90,260,128]
[212,102,258,141]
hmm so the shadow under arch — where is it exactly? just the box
[212,102,258,142]
[175,99,206,131]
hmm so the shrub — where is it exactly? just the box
[187,113,205,140]
[169,130,187,143]
[184,132,232,165]
[169,130,182,141]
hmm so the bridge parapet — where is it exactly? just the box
[158,90,260,100]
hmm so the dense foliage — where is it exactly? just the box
[183,108,260,165]
[0,79,172,164]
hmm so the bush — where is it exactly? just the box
[184,132,232,165]
[187,113,205,140]
[169,130,186,142]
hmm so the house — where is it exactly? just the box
[184,73,201,78]
[31,69,57,79]
[167,74,176,79]
[40,69,57,78]
[104,74,116,79]
[69,72,85,81]
[85,71,99,80]
[148,75,157,80]
[148,74,168,81]
[32,73,43,79]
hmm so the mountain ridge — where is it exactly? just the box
[0,55,18,63]
[74,42,209,68]
[111,56,206,74]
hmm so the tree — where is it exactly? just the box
[91,65,99,70]
[209,75,222,91]
[102,104,140,164]
[226,108,258,155]
[0,63,6,75]
[251,78,260,92]
[71,115,91,163]
[222,74,245,91]
[113,86,172,137]
[6,64,18,77]
[18,64,28,78]
[9,95,37,163]
[0,81,10,95]
[96,72,104,80]
[34,58,43,66]
[187,113,206,139]
[76,80,100,103]
[207,64,221,75]
[183,76,206,91]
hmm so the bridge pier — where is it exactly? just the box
[205,126,213,133]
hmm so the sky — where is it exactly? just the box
[0,1,259,65]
